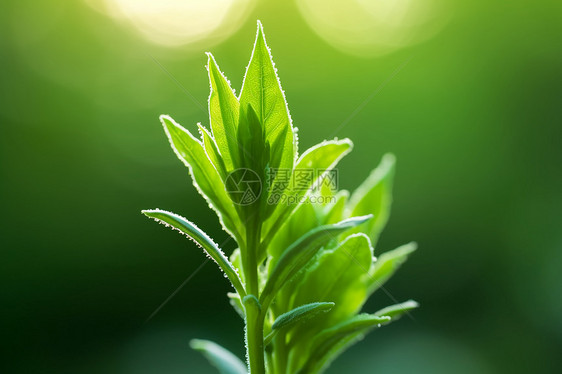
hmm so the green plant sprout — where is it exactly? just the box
[143,21,417,374]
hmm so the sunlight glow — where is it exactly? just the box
[86,0,255,47]
[297,0,448,57]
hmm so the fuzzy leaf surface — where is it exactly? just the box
[291,234,373,330]
[142,209,245,297]
[260,215,372,311]
[160,115,242,240]
[207,54,240,171]
[261,139,353,257]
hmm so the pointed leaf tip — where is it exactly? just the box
[374,300,419,322]
[272,302,335,331]
[142,209,246,298]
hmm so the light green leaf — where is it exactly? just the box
[323,190,349,225]
[295,314,390,374]
[374,300,419,323]
[142,209,246,298]
[239,21,295,174]
[291,234,373,328]
[160,115,243,242]
[260,215,372,311]
[261,139,353,259]
[347,153,395,247]
[206,53,240,171]
[190,339,247,374]
[267,199,322,260]
[366,242,417,296]
[198,123,227,180]
[239,21,296,221]
[237,104,269,174]
[229,248,245,283]
[227,249,246,318]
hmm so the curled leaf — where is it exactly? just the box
[142,209,246,298]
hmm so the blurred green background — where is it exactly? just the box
[1,0,561,373]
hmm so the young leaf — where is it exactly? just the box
[366,242,417,296]
[267,199,321,260]
[265,302,334,346]
[323,190,349,225]
[142,209,246,298]
[294,314,391,374]
[347,153,395,247]
[206,53,240,171]
[190,339,247,374]
[235,105,271,215]
[160,115,243,241]
[239,21,295,171]
[273,302,334,331]
[374,300,419,323]
[198,123,227,180]
[260,139,353,258]
[291,234,373,328]
[260,215,372,311]
[239,21,297,220]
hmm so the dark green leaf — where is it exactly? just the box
[265,302,334,346]
[273,302,334,331]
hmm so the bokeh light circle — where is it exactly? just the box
[85,0,256,48]
[296,0,449,57]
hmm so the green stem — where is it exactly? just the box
[245,300,265,374]
[273,330,288,374]
[243,214,265,374]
